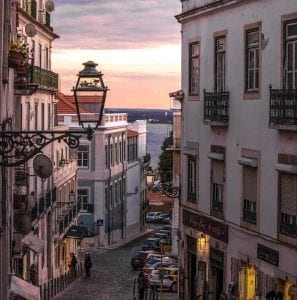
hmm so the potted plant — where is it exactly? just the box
[8,37,28,68]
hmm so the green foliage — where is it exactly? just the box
[158,131,173,185]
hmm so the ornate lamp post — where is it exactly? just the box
[0,61,107,167]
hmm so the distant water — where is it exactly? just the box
[147,123,172,169]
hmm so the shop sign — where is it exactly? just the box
[183,209,228,243]
[210,247,224,270]
[257,243,279,266]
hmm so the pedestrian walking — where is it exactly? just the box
[69,252,78,277]
[137,271,147,300]
[84,252,92,277]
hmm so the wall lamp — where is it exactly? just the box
[198,233,207,251]
[0,61,108,167]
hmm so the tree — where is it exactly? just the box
[158,131,173,185]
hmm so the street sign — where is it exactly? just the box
[96,219,104,226]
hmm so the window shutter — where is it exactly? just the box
[243,166,257,202]
[280,173,297,215]
[212,160,224,184]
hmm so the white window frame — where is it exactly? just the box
[77,145,89,169]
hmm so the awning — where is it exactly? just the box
[66,225,88,239]
[22,233,44,253]
[208,152,224,161]
[275,163,297,174]
[10,275,40,300]
[238,157,258,168]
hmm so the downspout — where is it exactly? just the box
[107,134,111,245]
[121,131,124,239]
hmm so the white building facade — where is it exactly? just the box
[177,0,297,299]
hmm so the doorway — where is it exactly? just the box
[188,252,197,300]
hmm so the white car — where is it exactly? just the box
[146,211,162,223]
[149,266,179,292]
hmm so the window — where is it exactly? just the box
[26,103,30,130]
[48,103,51,130]
[245,28,260,91]
[242,166,257,224]
[38,44,42,67]
[109,184,113,209]
[105,185,108,210]
[279,173,297,237]
[187,155,196,201]
[45,47,49,70]
[189,42,200,95]
[34,103,38,130]
[215,37,226,91]
[115,143,118,164]
[77,145,89,168]
[114,182,118,204]
[78,189,89,211]
[284,20,297,89]
[105,144,109,168]
[41,103,45,130]
[211,160,224,212]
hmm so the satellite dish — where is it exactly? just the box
[45,0,55,12]
[33,154,53,179]
[25,23,37,37]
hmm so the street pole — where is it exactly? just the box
[160,244,163,300]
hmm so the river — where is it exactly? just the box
[146,123,172,170]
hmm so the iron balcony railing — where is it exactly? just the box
[269,86,297,126]
[29,66,58,92]
[204,90,229,123]
[58,200,82,235]
[280,222,297,238]
[242,209,257,224]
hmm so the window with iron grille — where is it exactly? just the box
[189,42,200,96]
[187,155,196,201]
[78,189,89,211]
[245,28,260,91]
[215,36,226,92]
[242,165,257,224]
[34,103,38,130]
[211,160,224,212]
[77,145,89,168]
[284,20,297,89]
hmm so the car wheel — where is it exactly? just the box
[171,282,177,293]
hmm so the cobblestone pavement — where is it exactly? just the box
[53,233,178,300]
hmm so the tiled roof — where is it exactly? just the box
[63,95,103,104]
[127,129,138,137]
[57,92,88,114]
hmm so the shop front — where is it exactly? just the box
[182,209,229,300]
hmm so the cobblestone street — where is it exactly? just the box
[53,234,178,300]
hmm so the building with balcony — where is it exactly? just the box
[177,0,297,299]
[8,0,79,292]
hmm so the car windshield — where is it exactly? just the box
[134,252,148,258]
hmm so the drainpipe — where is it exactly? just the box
[107,134,111,245]
[121,131,124,239]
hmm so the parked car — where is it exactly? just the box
[144,261,178,280]
[146,212,162,223]
[163,224,172,231]
[158,229,171,240]
[154,232,171,244]
[162,217,172,224]
[130,250,158,270]
[156,213,170,223]
[149,266,179,292]
[142,238,162,252]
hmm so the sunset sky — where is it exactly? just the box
[51,0,181,109]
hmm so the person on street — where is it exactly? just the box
[69,252,78,277]
[137,271,146,300]
[84,252,92,277]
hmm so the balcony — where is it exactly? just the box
[28,66,58,92]
[280,222,297,238]
[204,90,229,125]
[242,209,257,224]
[211,199,223,212]
[269,87,297,130]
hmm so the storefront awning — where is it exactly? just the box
[66,225,88,239]
[10,275,40,300]
[22,233,44,253]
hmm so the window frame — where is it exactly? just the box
[189,41,200,97]
[187,155,197,202]
[215,36,226,92]
[245,27,260,92]
[77,145,89,169]
[77,188,89,212]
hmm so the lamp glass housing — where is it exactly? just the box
[73,61,108,130]
[146,174,155,186]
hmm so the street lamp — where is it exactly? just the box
[0,61,108,167]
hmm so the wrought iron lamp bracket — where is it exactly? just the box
[150,182,181,199]
[0,130,85,167]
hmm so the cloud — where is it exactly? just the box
[52,0,180,50]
